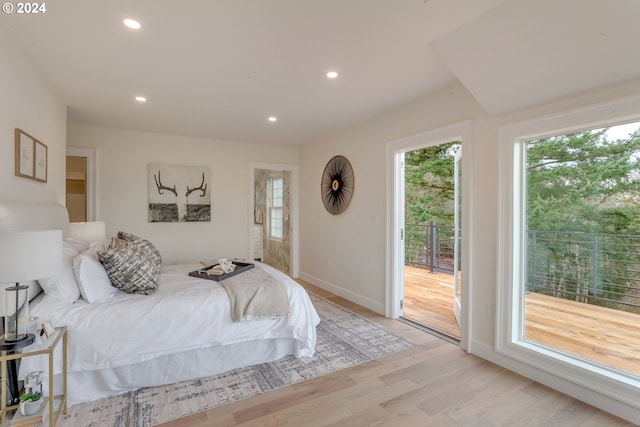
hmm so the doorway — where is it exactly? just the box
[249,162,299,277]
[387,121,472,351]
[66,155,87,222]
[402,142,461,340]
[66,147,97,222]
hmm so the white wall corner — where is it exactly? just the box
[298,272,385,315]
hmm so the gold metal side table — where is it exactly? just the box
[0,326,67,427]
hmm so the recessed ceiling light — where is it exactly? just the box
[123,18,141,29]
[135,96,147,102]
[268,116,277,122]
[326,71,338,79]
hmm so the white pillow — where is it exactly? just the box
[73,249,121,303]
[88,239,109,253]
[64,237,89,253]
[38,246,81,303]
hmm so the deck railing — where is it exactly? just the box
[527,229,640,311]
[405,225,640,311]
[405,222,456,273]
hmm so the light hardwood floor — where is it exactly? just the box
[159,281,634,427]
[403,266,460,339]
[525,292,640,377]
[404,265,640,377]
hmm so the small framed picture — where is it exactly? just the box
[34,139,47,182]
[14,128,47,183]
[15,129,34,179]
[41,321,55,338]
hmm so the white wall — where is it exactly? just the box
[67,124,298,264]
[298,79,640,423]
[0,26,66,204]
[299,84,488,313]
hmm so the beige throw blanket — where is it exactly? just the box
[219,267,290,322]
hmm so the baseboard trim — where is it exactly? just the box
[298,272,385,314]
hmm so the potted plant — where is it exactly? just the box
[19,391,42,416]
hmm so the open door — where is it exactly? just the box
[452,147,462,328]
[397,152,406,317]
[253,169,291,274]
[248,162,299,278]
[388,120,471,350]
[399,142,461,340]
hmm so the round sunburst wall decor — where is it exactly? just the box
[321,155,354,215]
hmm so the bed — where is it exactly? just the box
[0,200,320,406]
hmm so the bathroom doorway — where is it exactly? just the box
[249,162,299,277]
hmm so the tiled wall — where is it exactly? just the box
[254,169,290,274]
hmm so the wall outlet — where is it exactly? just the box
[487,303,495,318]
[326,258,331,268]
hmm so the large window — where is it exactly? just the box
[498,95,640,410]
[524,122,640,373]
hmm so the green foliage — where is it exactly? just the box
[20,391,42,402]
[526,127,640,233]
[405,142,460,225]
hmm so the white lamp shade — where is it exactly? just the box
[69,221,106,243]
[0,230,63,283]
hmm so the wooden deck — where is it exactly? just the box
[404,265,640,377]
[403,266,460,339]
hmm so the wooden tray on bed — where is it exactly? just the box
[189,261,254,281]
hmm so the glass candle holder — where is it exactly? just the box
[4,284,30,343]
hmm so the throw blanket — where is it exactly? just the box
[220,266,290,322]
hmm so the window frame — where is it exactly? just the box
[497,94,640,410]
[267,175,284,241]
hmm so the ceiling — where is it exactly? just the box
[432,0,640,116]
[2,0,638,145]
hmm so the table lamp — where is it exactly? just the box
[69,221,106,243]
[0,230,62,344]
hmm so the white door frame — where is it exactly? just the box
[386,121,472,352]
[248,162,299,277]
[66,146,98,221]
[453,147,462,328]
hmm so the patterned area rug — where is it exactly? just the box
[57,293,417,427]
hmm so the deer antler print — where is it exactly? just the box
[154,170,178,196]
[186,172,207,197]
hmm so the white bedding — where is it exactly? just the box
[20,261,320,404]
[0,200,320,406]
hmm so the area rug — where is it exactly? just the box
[56,292,417,427]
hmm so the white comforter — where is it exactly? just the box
[21,262,320,376]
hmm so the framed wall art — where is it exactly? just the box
[15,128,47,183]
[148,163,212,222]
[321,155,354,215]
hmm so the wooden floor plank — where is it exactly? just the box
[404,265,640,377]
[525,292,640,376]
[403,266,461,338]
[158,280,634,427]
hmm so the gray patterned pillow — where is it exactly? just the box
[98,238,159,295]
[117,231,162,267]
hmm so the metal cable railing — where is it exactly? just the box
[527,230,640,310]
[405,222,456,274]
[405,225,640,311]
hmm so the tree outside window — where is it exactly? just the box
[525,122,640,312]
